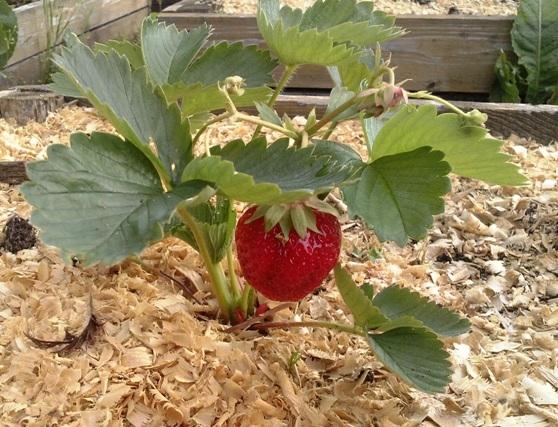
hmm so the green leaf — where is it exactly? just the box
[255,101,282,126]
[21,132,206,266]
[343,147,450,245]
[95,40,145,69]
[328,51,380,92]
[0,0,17,69]
[52,37,192,184]
[182,138,354,204]
[371,104,527,186]
[49,72,84,98]
[325,86,359,122]
[170,197,236,263]
[489,51,522,103]
[310,139,363,168]
[181,41,277,87]
[511,0,558,104]
[298,0,404,47]
[141,16,211,86]
[366,326,452,393]
[334,265,388,328]
[257,0,355,66]
[373,286,470,336]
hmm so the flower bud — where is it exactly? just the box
[375,83,408,112]
[223,76,246,96]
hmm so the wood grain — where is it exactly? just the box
[0,5,149,88]
[0,161,27,185]
[160,13,514,93]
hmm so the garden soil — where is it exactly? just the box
[0,106,557,426]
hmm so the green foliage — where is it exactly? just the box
[0,0,17,70]
[343,147,450,246]
[182,138,355,204]
[170,197,236,263]
[257,0,402,66]
[373,286,470,336]
[21,133,206,266]
[491,0,558,104]
[334,265,457,393]
[370,105,526,186]
[52,37,192,185]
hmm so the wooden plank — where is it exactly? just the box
[0,161,27,185]
[266,95,558,143]
[0,5,149,87]
[163,0,213,13]
[8,0,150,66]
[160,13,514,93]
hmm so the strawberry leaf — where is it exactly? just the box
[373,286,470,336]
[511,0,558,104]
[343,147,451,246]
[96,40,145,69]
[21,133,207,266]
[52,36,191,185]
[141,16,211,86]
[170,197,236,263]
[334,265,388,328]
[257,0,403,66]
[182,138,354,204]
[371,105,527,186]
[0,0,17,69]
[366,326,452,393]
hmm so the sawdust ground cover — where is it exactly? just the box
[0,106,557,426]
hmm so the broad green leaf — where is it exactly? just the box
[258,0,355,66]
[52,37,192,184]
[95,40,144,69]
[141,16,211,86]
[310,139,363,168]
[334,265,388,328]
[371,105,527,186]
[489,51,522,103]
[325,86,359,123]
[343,147,451,245]
[255,101,282,126]
[328,51,380,92]
[181,42,277,87]
[298,0,404,46]
[511,0,558,104]
[366,326,452,393]
[182,138,354,204]
[170,197,236,263]
[165,82,271,116]
[0,0,17,69]
[373,286,470,336]
[21,132,206,266]
[49,72,83,98]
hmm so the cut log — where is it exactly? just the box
[0,161,27,185]
[0,85,64,124]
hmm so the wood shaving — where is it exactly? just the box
[0,106,557,425]
[217,0,518,16]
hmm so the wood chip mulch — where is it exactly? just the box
[0,106,557,426]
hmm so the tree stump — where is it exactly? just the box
[0,85,65,125]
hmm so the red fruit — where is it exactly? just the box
[235,206,341,302]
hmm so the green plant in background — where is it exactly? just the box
[490,0,558,104]
[40,0,87,82]
[0,0,17,71]
[23,0,526,394]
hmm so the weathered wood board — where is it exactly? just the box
[1,0,150,88]
[159,13,514,94]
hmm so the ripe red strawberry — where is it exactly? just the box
[235,206,341,302]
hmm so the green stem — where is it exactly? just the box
[240,284,253,315]
[253,65,299,138]
[192,111,234,148]
[236,112,298,139]
[306,95,358,136]
[176,206,233,321]
[321,122,338,140]
[226,245,241,301]
[252,320,362,335]
[407,91,467,116]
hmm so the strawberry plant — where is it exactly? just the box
[21,0,526,394]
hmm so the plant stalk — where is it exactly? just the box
[407,91,467,116]
[176,206,234,321]
[236,112,298,139]
[253,65,299,138]
[226,245,241,300]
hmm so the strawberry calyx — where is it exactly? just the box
[245,197,339,240]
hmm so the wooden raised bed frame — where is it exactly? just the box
[159,12,514,94]
[0,0,150,88]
